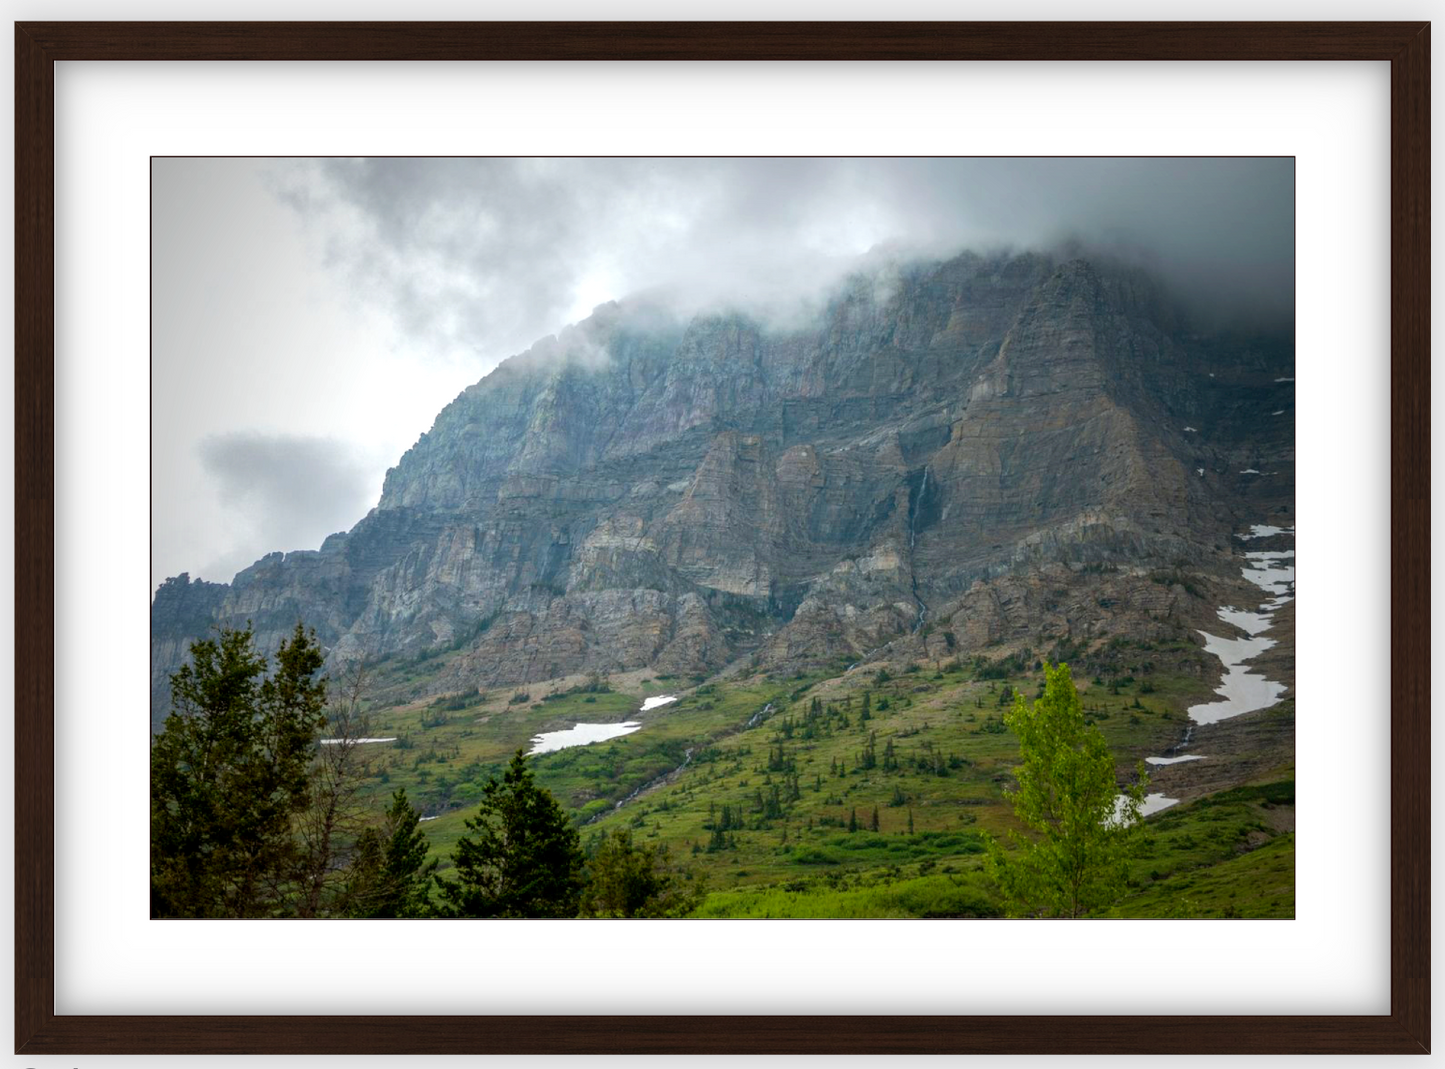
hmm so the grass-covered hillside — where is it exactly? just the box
[328,639,1294,919]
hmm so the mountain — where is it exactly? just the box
[151,250,1294,730]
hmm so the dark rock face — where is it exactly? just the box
[149,574,231,732]
[152,251,1293,723]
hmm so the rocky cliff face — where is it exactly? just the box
[152,250,1293,728]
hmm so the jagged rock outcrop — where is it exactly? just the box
[150,574,230,729]
[152,250,1294,726]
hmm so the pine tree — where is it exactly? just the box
[848,807,859,833]
[437,750,584,918]
[764,785,783,819]
[150,623,327,918]
[344,788,438,918]
[860,732,878,771]
[870,806,880,832]
[580,829,703,918]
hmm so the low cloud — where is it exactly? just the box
[271,157,1294,365]
[196,433,374,580]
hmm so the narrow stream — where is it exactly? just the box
[908,468,930,633]
[594,697,777,824]
[746,702,775,729]
[589,746,698,824]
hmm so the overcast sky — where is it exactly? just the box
[152,157,1293,590]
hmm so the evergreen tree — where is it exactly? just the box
[295,660,382,918]
[150,623,327,918]
[870,806,880,832]
[985,662,1147,918]
[764,785,784,820]
[344,788,438,918]
[848,807,858,833]
[581,829,703,917]
[437,750,584,918]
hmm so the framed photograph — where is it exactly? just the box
[15,21,1428,1056]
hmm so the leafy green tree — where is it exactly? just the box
[985,662,1146,918]
[150,623,327,918]
[580,829,704,917]
[437,750,584,917]
[344,788,439,918]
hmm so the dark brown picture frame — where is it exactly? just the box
[14,21,1429,1056]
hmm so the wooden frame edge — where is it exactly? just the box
[14,18,58,1058]
[13,20,1430,1056]
[1389,18,1431,1056]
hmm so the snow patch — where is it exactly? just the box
[1217,606,1274,636]
[1111,792,1180,825]
[319,737,396,745]
[1237,524,1293,540]
[1187,528,1295,725]
[528,722,642,755]
[1242,560,1295,599]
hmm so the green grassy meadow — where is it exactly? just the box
[335,648,1294,919]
